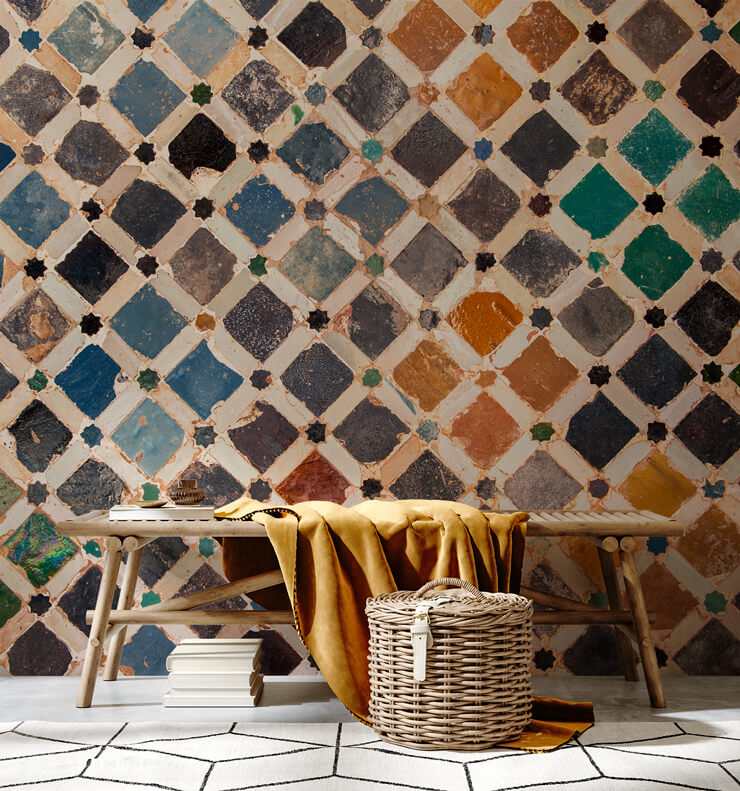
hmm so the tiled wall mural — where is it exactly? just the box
[0,0,738,679]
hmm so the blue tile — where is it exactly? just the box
[120,624,174,675]
[48,3,123,74]
[127,0,166,21]
[0,172,70,248]
[335,176,408,244]
[0,143,13,172]
[164,0,238,77]
[112,398,184,476]
[110,284,186,358]
[56,345,121,419]
[110,60,184,136]
[225,174,295,247]
[166,340,243,419]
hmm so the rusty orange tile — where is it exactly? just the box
[619,451,696,517]
[393,338,462,411]
[447,54,522,130]
[565,536,603,584]
[276,450,351,504]
[477,370,497,387]
[448,292,522,356]
[507,2,578,73]
[640,560,698,630]
[502,335,577,411]
[676,505,740,580]
[451,391,520,467]
[390,0,466,73]
[462,0,503,16]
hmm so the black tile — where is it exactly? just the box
[559,283,634,356]
[176,564,245,639]
[501,229,579,298]
[7,622,71,675]
[224,283,293,362]
[674,393,740,467]
[334,54,409,133]
[563,625,622,675]
[693,0,724,16]
[59,566,120,636]
[617,335,695,408]
[9,401,72,473]
[56,459,125,516]
[111,179,186,248]
[449,169,520,242]
[351,0,389,17]
[28,594,50,615]
[0,64,71,135]
[0,289,72,360]
[7,0,45,21]
[347,283,410,359]
[168,114,236,179]
[27,482,47,505]
[677,51,740,127]
[222,60,293,134]
[566,392,638,469]
[238,0,277,19]
[228,401,299,472]
[278,2,346,68]
[502,110,579,187]
[617,0,692,72]
[170,461,244,508]
[281,343,353,416]
[54,121,128,186]
[675,280,740,356]
[391,112,466,188]
[334,397,408,463]
[56,231,128,304]
[277,121,349,184]
[169,228,235,305]
[138,536,189,587]
[0,27,7,57]
[559,51,636,125]
[389,450,465,500]
[0,362,19,401]
[674,618,740,674]
[245,628,303,674]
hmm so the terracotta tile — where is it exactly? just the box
[393,338,462,411]
[502,335,578,412]
[276,450,351,504]
[451,392,520,467]
[448,292,522,356]
[389,0,466,73]
[565,537,603,584]
[676,506,740,580]
[640,560,697,630]
[462,0,503,16]
[619,451,695,517]
[447,54,522,130]
[507,2,578,73]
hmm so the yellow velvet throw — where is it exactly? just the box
[215,498,594,751]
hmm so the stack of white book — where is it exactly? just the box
[163,638,263,707]
[110,504,214,521]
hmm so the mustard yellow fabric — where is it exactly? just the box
[216,498,593,750]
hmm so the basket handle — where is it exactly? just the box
[414,577,485,601]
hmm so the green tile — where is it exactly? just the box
[0,472,23,517]
[530,423,555,441]
[704,591,726,614]
[587,252,608,272]
[622,225,692,300]
[642,81,666,101]
[4,512,77,588]
[0,580,21,627]
[676,165,740,241]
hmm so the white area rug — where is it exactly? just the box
[0,721,738,790]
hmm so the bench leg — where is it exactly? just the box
[619,548,666,708]
[77,540,122,707]
[597,547,639,681]
[103,546,142,681]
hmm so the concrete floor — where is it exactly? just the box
[2,674,739,724]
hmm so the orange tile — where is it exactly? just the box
[619,451,696,517]
[393,338,462,411]
[448,292,522,356]
[451,391,520,467]
[640,560,697,630]
[276,450,351,504]
[507,2,578,73]
[390,0,466,73]
[447,54,522,130]
[462,0,503,17]
[676,505,740,580]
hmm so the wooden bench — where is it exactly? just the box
[58,509,683,710]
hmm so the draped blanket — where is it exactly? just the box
[216,498,593,750]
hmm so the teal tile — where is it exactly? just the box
[110,61,185,136]
[112,399,184,476]
[281,226,356,301]
[676,165,740,241]
[622,225,693,300]
[0,172,70,248]
[49,3,123,74]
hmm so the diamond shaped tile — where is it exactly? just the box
[345,283,410,359]
[638,559,698,629]
[174,461,243,507]
[0,64,72,136]
[277,2,346,68]
[617,109,692,187]
[674,618,740,675]
[228,401,298,472]
[0,171,70,248]
[451,392,519,468]
[393,338,461,410]
[675,394,740,466]
[169,228,236,305]
[559,282,633,356]
[676,505,739,580]
[112,179,186,248]
[334,397,408,463]
[502,110,579,188]
[166,341,242,419]
[56,231,128,304]
[224,283,293,362]
[676,165,740,241]
[447,54,521,130]
[56,345,121,419]
[110,60,185,136]
[617,335,695,408]
[58,566,120,635]
[7,0,45,21]
[389,449,465,500]
[448,292,522,356]
[503,335,578,412]
[277,122,349,184]
[677,51,740,127]
[507,1,578,73]
[137,537,188,587]
[0,289,73,363]
[168,115,236,179]
[55,121,128,186]
[238,0,277,19]
[504,450,582,509]
[4,512,77,588]
[334,54,409,133]
[389,0,465,73]
[620,451,695,518]
[165,0,238,77]
[501,229,580,297]
[391,223,465,300]
[222,61,293,133]
[567,393,639,469]
[281,226,355,300]
[113,398,184,475]
[391,112,466,188]
[57,459,125,516]
[7,621,72,674]
[176,563,246,638]
[276,449,350,503]
[48,2,124,74]
[618,0,692,72]
[675,280,740,356]
[560,164,637,239]
[111,284,186,358]
[335,177,408,245]
[281,343,353,415]
[0,363,19,402]
[560,51,636,126]
[622,225,693,300]
[449,169,519,242]
[0,580,21,628]
[9,401,72,472]
[226,174,295,247]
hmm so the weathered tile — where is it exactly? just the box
[171,461,243,508]
[176,564,245,638]
[57,345,121,419]
[55,121,128,186]
[120,624,174,675]
[391,112,466,188]
[57,232,129,304]
[447,54,521,130]
[7,622,72,675]
[169,229,236,305]
[674,619,740,675]
[389,0,465,73]
[110,61,185,136]
[238,0,277,19]
[137,537,188,587]
[674,394,740,467]
[559,282,634,356]
[391,223,465,300]
[277,122,348,184]
[224,283,293,362]
[677,51,740,127]
[0,289,73,363]
[168,115,236,179]
[165,0,238,77]
[618,336,694,409]
[222,61,293,134]
[229,401,298,472]
[335,177,408,245]
[676,165,740,241]
[4,512,77,587]
[389,450,465,500]
[49,2,124,75]
[344,283,410,359]
[7,0,46,22]
[112,399,184,476]
[0,172,71,248]
[277,449,350,503]
[334,397,408,463]
[280,226,355,300]
[0,580,21,628]
[563,625,622,675]
[393,338,461,410]
[281,343,353,416]
[9,402,72,472]
[112,179,186,249]
[622,226,692,300]
[0,364,19,403]
[507,2,578,73]
[451,392,519,467]
[504,450,582,509]
[278,2,346,68]
[57,459,125,516]
[59,566,120,635]
[501,229,579,297]
[618,0,692,72]
[448,292,522,356]
[503,336,578,412]
[0,474,23,521]
[225,175,295,247]
[111,284,186,358]
[677,506,739,579]
[620,452,695,518]
[0,64,72,136]
[674,280,740,356]
[566,393,639,469]
[449,169,519,242]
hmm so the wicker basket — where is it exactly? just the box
[366,577,533,750]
